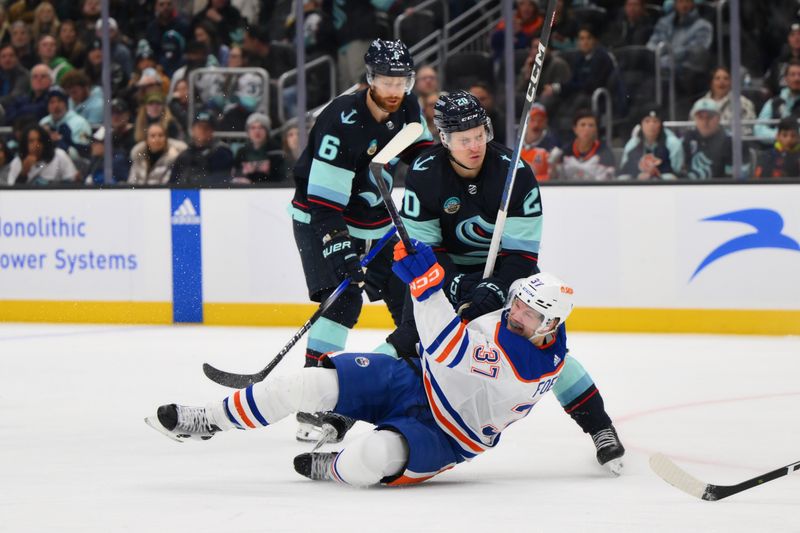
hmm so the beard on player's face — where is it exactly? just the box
[369,86,403,113]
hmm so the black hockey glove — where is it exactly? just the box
[322,231,365,285]
[386,323,421,359]
[446,271,482,307]
[458,277,509,321]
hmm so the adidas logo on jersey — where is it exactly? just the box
[171,198,201,225]
[553,354,561,366]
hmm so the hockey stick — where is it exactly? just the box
[368,121,424,254]
[649,453,800,501]
[202,226,397,388]
[482,0,558,279]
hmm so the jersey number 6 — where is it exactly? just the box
[318,134,340,161]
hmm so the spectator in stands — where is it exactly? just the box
[618,108,683,180]
[469,81,506,145]
[242,25,294,82]
[6,123,78,185]
[284,0,336,61]
[766,23,800,98]
[692,66,756,135]
[551,0,579,51]
[192,0,243,47]
[82,38,128,95]
[0,6,10,46]
[31,1,59,41]
[84,126,107,184]
[328,0,388,91]
[95,17,133,78]
[518,35,571,111]
[128,122,187,185]
[754,117,800,179]
[0,44,30,102]
[490,0,543,62]
[108,97,136,181]
[2,63,51,125]
[129,40,170,99]
[168,78,189,133]
[414,65,440,99]
[520,103,559,182]
[542,25,615,135]
[551,109,615,181]
[232,112,287,184]
[193,19,229,68]
[57,20,86,70]
[134,92,183,143]
[36,34,73,84]
[226,43,243,68]
[421,91,440,141]
[756,60,800,144]
[8,0,38,25]
[602,0,655,49]
[76,0,101,42]
[170,110,233,185]
[158,29,187,78]
[60,69,102,125]
[218,71,264,132]
[10,20,35,69]
[39,85,91,160]
[682,98,732,179]
[145,0,190,58]
[281,123,300,179]
[0,140,11,185]
[647,0,712,96]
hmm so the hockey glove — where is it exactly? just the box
[322,231,365,285]
[392,239,444,302]
[458,277,509,321]
[446,271,483,307]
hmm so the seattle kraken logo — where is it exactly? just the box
[690,208,800,281]
[455,216,494,256]
[359,163,394,207]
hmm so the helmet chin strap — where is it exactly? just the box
[444,145,478,171]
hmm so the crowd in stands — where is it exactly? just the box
[0,0,799,187]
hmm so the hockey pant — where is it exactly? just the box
[206,368,407,487]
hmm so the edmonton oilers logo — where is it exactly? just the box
[355,356,370,367]
[443,196,461,214]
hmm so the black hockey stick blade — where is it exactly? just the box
[650,453,800,501]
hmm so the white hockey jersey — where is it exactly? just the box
[414,291,568,459]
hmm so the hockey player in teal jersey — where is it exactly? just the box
[382,91,625,471]
[289,39,433,441]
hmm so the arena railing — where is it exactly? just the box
[276,55,337,127]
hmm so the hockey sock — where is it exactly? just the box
[305,317,349,367]
[329,430,408,487]
[207,368,340,430]
[552,356,612,434]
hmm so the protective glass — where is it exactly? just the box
[442,122,494,150]
[367,71,416,94]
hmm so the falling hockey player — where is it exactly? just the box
[146,239,625,486]
[379,91,625,471]
[288,39,432,441]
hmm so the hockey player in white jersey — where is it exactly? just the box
[146,239,624,485]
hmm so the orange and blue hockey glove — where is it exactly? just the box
[391,239,444,301]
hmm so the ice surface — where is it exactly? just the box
[1,324,799,532]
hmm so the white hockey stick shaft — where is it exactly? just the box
[482,0,558,279]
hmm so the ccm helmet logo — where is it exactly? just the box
[526,41,546,102]
[410,265,443,298]
[322,240,351,258]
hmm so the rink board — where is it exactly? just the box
[1,184,799,334]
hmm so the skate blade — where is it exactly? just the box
[603,458,624,477]
[296,421,324,443]
[144,416,185,443]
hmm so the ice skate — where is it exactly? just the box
[145,404,220,443]
[296,412,356,444]
[591,425,625,476]
[293,452,339,481]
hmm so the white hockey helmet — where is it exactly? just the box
[507,272,574,338]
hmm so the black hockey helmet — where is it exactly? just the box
[434,90,494,140]
[364,39,414,77]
